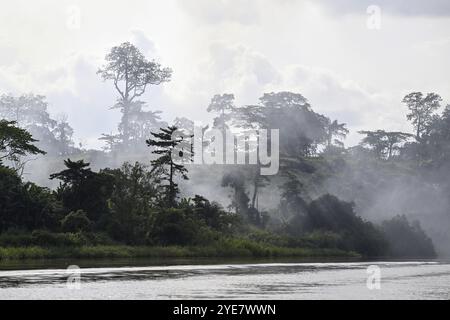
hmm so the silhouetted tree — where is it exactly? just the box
[50,159,114,222]
[98,42,172,149]
[303,194,388,256]
[0,165,61,232]
[278,171,308,221]
[325,119,349,148]
[0,120,46,173]
[146,126,190,206]
[403,92,442,141]
[0,94,73,156]
[234,92,328,157]
[221,169,250,219]
[207,93,235,134]
[359,130,411,160]
[384,131,413,159]
[382,215,436,258]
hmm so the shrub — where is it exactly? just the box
[382,215,436,258]
[61,210,92,232]
[290,194,388,257]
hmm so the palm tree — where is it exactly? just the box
[325,119,349,148]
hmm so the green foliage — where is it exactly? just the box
[0,94,75,156]
[61,210,92,232]
[100,162,160,244]
[403,92,442,141]
[0,243,356,261]
[234,92,328,157]
[358,130,413,160]
[50,159,114,223]
[324,119,349,148]
[0,165,62,232]
[287,194,388,257]
[2,88,445,259]
[382,215,436,258]
[147,126,191,206]
[149,207,215,245]
[0,119,46,167]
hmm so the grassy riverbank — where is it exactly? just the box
[0,240,358,261]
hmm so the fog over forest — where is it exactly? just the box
[1,1,450,259]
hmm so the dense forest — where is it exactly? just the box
[1,42,446,259]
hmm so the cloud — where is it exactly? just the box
[2,1,448,150]
[130,29,157,57]
[176,0,260,25]
[316,0,450,16]
[163,41,405,146]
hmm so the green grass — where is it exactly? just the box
[0,240,358,261]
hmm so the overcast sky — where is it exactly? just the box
[1,0,449,148]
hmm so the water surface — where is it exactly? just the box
[0,259,449,299]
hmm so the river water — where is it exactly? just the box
[0,259,449,299]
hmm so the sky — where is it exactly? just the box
[0,0,449,148]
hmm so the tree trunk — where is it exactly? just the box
[169,158,174,206]
[251,176,258,208]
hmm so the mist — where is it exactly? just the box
[1,1,450,263]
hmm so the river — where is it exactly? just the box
[0,259,449,299]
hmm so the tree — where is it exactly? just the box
[278,171,308,221]
[325,119,349,148]
[358,130,388,159]
[50,159,94,185]
[382,215,436,258]
[207,93,235,134]
[52,115,75,156]
[0,120,46,172]
[101,162,162,243]
[221,169,250,218]
[234,92,328,157]
[99,132,121,152]
[303,194,388,256]
[358,130,411,160]
[0,94,68,155]
[0,94,56,130]
[250,166,269,210]
[50,159,114,223]
[146,126,191,206]
[403,92,442,141]
[98,42,172,148]
[427,105,450,164]
[384,131,413,159]
[61,210,92,232]
[0,165,61,232]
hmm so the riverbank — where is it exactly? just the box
[0,243,357,260]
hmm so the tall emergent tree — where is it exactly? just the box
[207,93,235,134]
[146,126,191,206]
[98,42,172,149]
[234,92,328,157]
[402,92,442,141]
[207,93,235,163]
